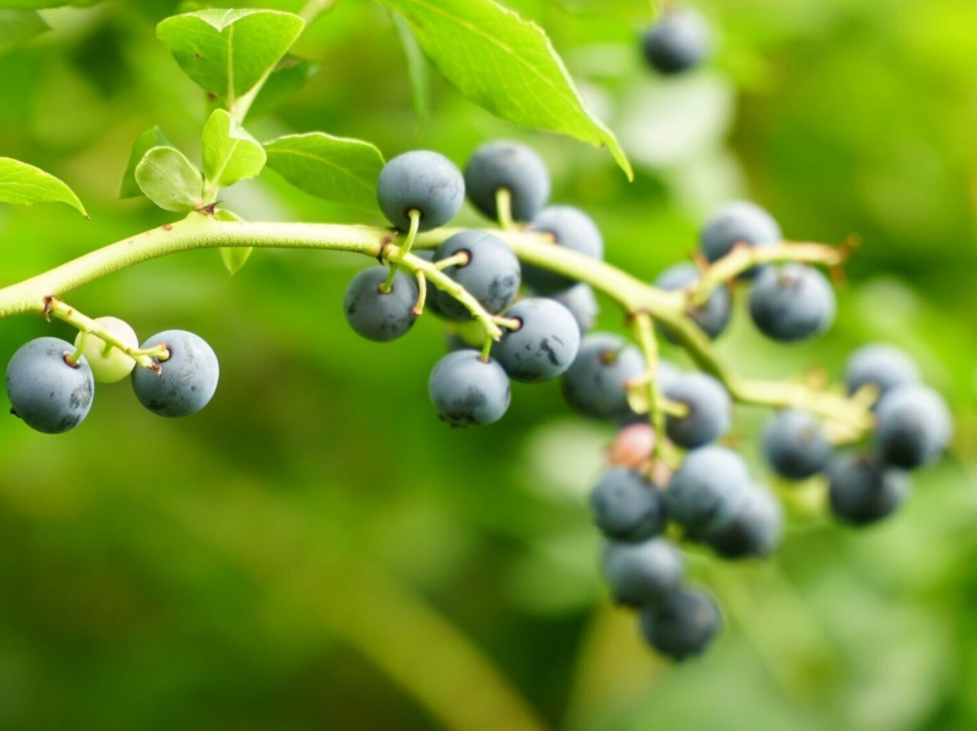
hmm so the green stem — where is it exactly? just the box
[632,313,666,465]
[381,208,420,293]
[496,188,515,231]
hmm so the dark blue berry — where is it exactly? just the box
[378,150,464,232]
[664,446,750,534]
[700,201,782,277]
[495,298,580,383]
[525,206,604,294]
[663,372,732,449]
[749,264,835,342]
[828,452,910,526]
[561,333,645,420]
[590,468,667,542]
[603,538,684,607]
[641,8,711,76]
[429,350,511,427]
[654,262,731,340]
[706,485,782,559]
[6,337,95,434]
[762,409,831,480]
[131,330,219,417]
[432,231,522,321]
[343,267,418,342]
[875,384,952,469]
[551,283,599,333]
[464,141,551,222]
[639,586,721,661]
[845,344,920,400]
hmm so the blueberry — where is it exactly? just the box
[464,141,551,222]
[525,206,604,295]
[73,316,139,384]
[639,586,721,661]
[561,333,645,420]
[432,231,522,321]
[706,485,782,559]
[495,298,580,383]
[603,538,684,607]
[6,337,95,434]
[875,384,952,469]
[551,283,599,333]
[749,264,836,342]
[762,409,832,480]
[663,372,732,449]
[828,452,910,526]
[664,446,750,534]
[654,262,731,341]
[377,150,465,232]
[590,468,667,542]
[429,350,511,427]
[343,267,418,342]
[845,344,920,399]
[700,201,782,276]
[641,8,711,76]
[131,330,219,417]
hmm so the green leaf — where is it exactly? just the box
[201,109,266,190]
[119,126,172,199]
[0,10,47,54]
[390,11,429,128]
[0,1,64,7]
[215,209,252,275]
[247,54,321,121]
[377,0,632,179]
[554,0,657,21]
[134,146,204,212]
[0,157,87,217]
[156,9,304,104]
[263,132,385,213]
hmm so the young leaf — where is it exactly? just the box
[0,10,47,55]
[134,146,204,213]
[390,12,429,128]
[247,55,320,121]
[554,0,657,22]
[378,0,633,179]
[119,126,172,199]
[215,209,252,275]
[263,132,385,213]
[0,157,87,217]
[201,109,266,190]
[156,9,304,106]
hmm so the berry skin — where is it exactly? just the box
[432,231,522,320]
[641,8,711,76]
[762,409,832,480]
[664,446,750,534]
[845,344,920,399]
[828,452,910,526]
[377,150,465,232]
[495,298,581,383]
[429,350,511,427]
[875,384,952,469]
[663,372,732,449]
[73,316,139,384]
[343,267,418,342]
[603,538,684,607]
[706,485,783,559]
[525,207,604,294]
[700,201,782,275]
[590,468,667,542]
[6,337,95,434]
[561,333,645,420]
[639,586,721,661]
[749,264,836,342]
[654,263,731,340]
[551,283,599,333]
[131,330,219,418]
[464,141,551,222]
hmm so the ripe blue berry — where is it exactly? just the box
[639,586,721,661]
[875,384,952,469]
[429,350,511,427]
[6,337,95,434]
[561,333,645,420]
[432,231,521,321]
[131,330,219,417]
[495,298,580,383]
[654,263,731,340]
[845,344,920,399]
[343,267,418,342]
[706,485,782,559]
[762,409,831,480]
[749,264,836,342]
[590,468,667,542]
[464,141,551,222]
[525,206,604,294]
[664,446,750,534]
[551,283,599,333]
[377,150,465,232]
[663,372,732,449]
[603,538,684,607]
[828,453,910,526]
[700,201,782,275]
[641,8,711,76]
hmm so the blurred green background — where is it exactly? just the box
[1,1,976,729]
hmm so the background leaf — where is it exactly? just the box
[201,109,266,190]
[553,0,657,22]
[0,9,47,54]
[378,0,632,179]
[0,157,87,216]
[263,131,385,213]
[119,126,172,199]
[134,146,203,212]
[390,11,430,129]
[246,54,320,121]
[216,209,252,275]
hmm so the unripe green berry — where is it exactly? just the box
[73,316,139,384]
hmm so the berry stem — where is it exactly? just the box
[381,208,421,293]
[435,252,469,270]
[66,330,88,366]
[495,188,516,231]
[632,313,667,466]
[413,271,427,316]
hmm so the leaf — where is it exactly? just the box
[377,0,632,179]
[156,9,304,105]
[215,209,252,275]
[390,11,429,128]
[553,0,657,21]
[247,54,321,121]
[0,157,88,217]
[134,146,204,212]
[0,10,47,54]
[201,109,266,190]
[119,126,172,199]
[263,132,385,213]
